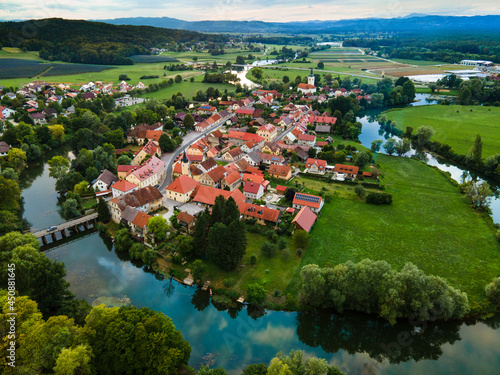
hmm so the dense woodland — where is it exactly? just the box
[0,18,228,65]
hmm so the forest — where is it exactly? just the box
[0,18,228,65]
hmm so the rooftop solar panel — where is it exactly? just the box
[295,193,320,204]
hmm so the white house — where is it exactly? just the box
[92,169,118,192]
[243,181,264,200]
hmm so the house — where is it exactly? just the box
[92,169,118,192]
[222,170,242,191]
[0,141,10,157]
[305,158,327,174]
[224,131,264,148]
[0,106,15,119]
[127,123,163,145]
[268,164,292,181]
[29,112,46,125]
[120,206,151,236]
[111,180,139,198]
[117,165,140,179]
[191,185,246,207]
[239,202,281,226]
[257,124,278,142]
[241,140,260,154]
[262,142,282,156]
[132,140,161,165]
[243,181,264,200]
[125,156,166,189]
[108,186,163,223]
[292,192,324,213]
[197,105,217,114]
[333,164,359,179]
[291,206,317,233]
[222,147,243,162]
[177,211,196,233]
[165,175,200,203]
[282,132,296,145]
[276,185,287,194]
[235,107,255,117]
[206,146,221,158]
[199,165,226,189]
[315,125,331,133]
[257,152,284,165]
[297,134,316,147]
[197,158,218,174]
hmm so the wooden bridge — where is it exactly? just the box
[32,213,99,245]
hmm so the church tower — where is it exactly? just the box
[308,68,315,86]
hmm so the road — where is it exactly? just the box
[158,123,224,192]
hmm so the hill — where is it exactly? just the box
[0,18,227,65]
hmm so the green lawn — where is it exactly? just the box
[286,155,500,303]
[415,87,459,96]
[384,105,500,158]
[391,59,448,66]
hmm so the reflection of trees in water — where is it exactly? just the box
[19,146,70,190]
[211,298,243,319]
[191,288,210,311]
[480,314,500,330]
[246,305,266,320]
[295,310,462,364]
[163,278,176,299]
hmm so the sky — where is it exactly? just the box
[0,0,499,22]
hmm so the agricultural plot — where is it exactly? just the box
[0,59,53,79]
[130,55,179,63]
[41,63,112,76]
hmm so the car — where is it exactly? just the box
[47,226,58,232]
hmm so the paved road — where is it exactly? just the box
[158,123,224,192]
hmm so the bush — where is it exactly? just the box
[140,75,160,79]
[223,277,235,288]
[250,255,257,265]
[247,284,267,304]
[354,184,366,198]
[485,277,500,306]
[496,229,500,242]
[277,237,287,250]
[293,230,311,249]
[261,241,277,257]
[366,191,392,205]
[296,248,303,256]
[141,249,157,266]
[129,243,145,260]
[118,74,130,81]
[281,249,290,262]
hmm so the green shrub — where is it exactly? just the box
[261,242,277,257]
[485,277,500,306]
[223,277,235,288]
[366,191,392,205]
[250,255,257,265]
[247,284,267,304]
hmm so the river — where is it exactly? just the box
[19,99,500,374]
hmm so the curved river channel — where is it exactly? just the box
[20,96,500,374]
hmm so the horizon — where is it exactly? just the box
[1,0,499,22]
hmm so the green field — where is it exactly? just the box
[286,155,500,303]
[391,58,448,66]
[384,105,500,158]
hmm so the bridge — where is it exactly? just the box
[32,213,99,245]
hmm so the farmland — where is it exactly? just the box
[129,55,179,63]
[41,63,112,77]
[0,59,53,79]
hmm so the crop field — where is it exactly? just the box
[370,64,468,78]
[130,55,179,63]
[41,63,112,76]
[0,59,53,79]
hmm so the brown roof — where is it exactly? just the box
[234,159,250,171]
[207,165,226,182]
[291,206,317,232]
[0,141,10,153]
[243,181,263,194]
[96,169,118,186]
[227,147,243,158]
[132,211,151,229]
[334,164,359,175]
[177,211,195,225]
[224,170,241,185]
[113,186,163,211]
[200,157,217,171]
[239,202,281,223]
[268,164,291,176]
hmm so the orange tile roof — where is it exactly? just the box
[291,206,317,232]
[333,164,359,175]
[268,164,291,176]
[111,180,138,192]
[167,175,200,194]
[132,211,151,229]
[177,211,195,225]
[242,173,264,184]
[224,170,241,185]
[239,202,281,223]
[192,185,245,206]
[306,158,327,169]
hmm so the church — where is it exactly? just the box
[297,69,317,94]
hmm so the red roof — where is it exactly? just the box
[111,180,138,192]
[292,206,317,233]
[334,164,359,175]
[293,192,323,209]
[242,173,264,184]
[132,211,151,229]
[225,131,264,143]
[235,108,255,115]
[239,202,280,223]
[276,185,287,193]
[306,158,327,170]
[243,181,263,194]
[298,83,316,90]
[177,211,195,225]
[167,175,200,194]
[268,164,291,177]
[224,170,241,185]
[298,134,316,142]
[192,185,245,206]
[316,141,328,147]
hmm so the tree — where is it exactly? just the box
[191,209,209,257]
[48,155,70,180]
[0,176,21,211]
[247,283,266,304]
[85,305,191,375]
[402,80,416,102]
[222,197,240,225]
[485,277,500,307]
[7,147,27,170]
[129,243,145,260]
[394,138,411,157]
[175,74,182,83]
[73,180,90,195]
[308,147,317,158]
[415,126,435,148]
[48,124,66,143]
[354,184,366,198]
[261,241,277,257]
[242,363,268,375]
[251,67,264,80]
[97,197,111,223]
[317,61,324,69]
[141,249,157,266]
[207,221,246,271]
[191,259,207,282]
[159,133,175,152]
[469,134,482,165]
[147,216,169,243]
[116,155,132,165]
[282,75,290,84]
[61,199,80,219]
[183,113,195,130]
[354,151,370,168]
[293,230,311,249]
[334,151,346,163]
[284,188,297,202]
[267,358,292,375]
[463,180,493,211]
[114,228,133,252]
[383,138,397,155]
[105,128,124,148]
[371,139,383,153]
[53,345,92,375]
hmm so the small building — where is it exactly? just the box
[125,156,166,189]
[191,185,246,207]
[222,147,244,162]
[292,192,324,213]
[276,185,287,194]
[177,211,196,233]
[120,206,151,237]
[239,202,281,226]
[333,164,359,180]
[92,169,118,192]
[108,186,163,223]
[297,83,316,94]
[111,180,139,198]
[0,141,11,157]
[199,165,226,189]
[297,134,316,147]
[243,181,264,200]
[257,124,278,142]
[222,170,242,191]
[292,206,317,233]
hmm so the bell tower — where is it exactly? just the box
[308,68,315,86]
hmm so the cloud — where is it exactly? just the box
[1,0,499,22]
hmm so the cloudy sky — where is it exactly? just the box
[0,0,498,22]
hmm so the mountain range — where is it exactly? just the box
[94,15,500,33]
